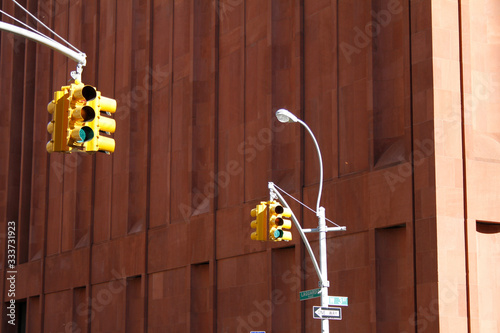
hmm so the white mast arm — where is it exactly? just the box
[0,21,86,78]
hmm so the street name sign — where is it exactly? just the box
[299,288,321,301]
[312,306,342,320]
[328,296,348,306]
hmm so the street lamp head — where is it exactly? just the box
[276,109,299,123]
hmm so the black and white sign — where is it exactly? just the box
[312,306,342,320]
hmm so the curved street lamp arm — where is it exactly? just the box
[296,118,324,213]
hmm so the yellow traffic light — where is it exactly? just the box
[46,80,116,154]
[269,201,292,241]
[250,203,267,241]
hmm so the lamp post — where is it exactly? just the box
[275,109,330,333]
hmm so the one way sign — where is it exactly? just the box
[312,306,342,320]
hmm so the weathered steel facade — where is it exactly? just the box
[1,0,500,331]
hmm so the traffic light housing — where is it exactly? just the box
[47,80,116,154]
[268,201,292,241]
[46,89,71,153]
[250,203,267,241]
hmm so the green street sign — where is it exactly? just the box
[299,288,321,301]
[328,296,348,306]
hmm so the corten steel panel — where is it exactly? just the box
[191,0,217,218]
[43,290,72,333]
[26,297,41,332]
[372,0,411,168]
[217,252,268,332]
[28,0,52,262]
[46,0,69,257]
[270,0,302,194]
[304,0,339,184]
[2,0,500,332]
[127,0,150,235]
[91,281,126,333]
[125,276,145,333]
[44,248,90,294]
[190,263,212,331]
[218,0,245,210]
[91,233,145,284]
[149,0,173,229]
[112,0,133,239]
[189,213,214,264]
[170,0,193,224]
[93,0,117,243]
[375,226,413,332]
[72,287,88,333]
[148,268,188,332]
[338,0,371,175]
[147,223,188,274]
[271,246,299,333]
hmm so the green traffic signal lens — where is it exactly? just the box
[274,229,283,239]
[79,126,94,143]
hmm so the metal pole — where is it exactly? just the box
[0,21,86,80]
[296,118,323,212]
[318,207,329,333]
[297,119,329,332]
[0,21,86,65]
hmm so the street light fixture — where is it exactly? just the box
[276,109,323,212]
[274,109,333,333]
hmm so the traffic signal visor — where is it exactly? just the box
[269,202,292,241]
[251,203,267,241]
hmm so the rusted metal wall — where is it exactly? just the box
[1,0,500,332]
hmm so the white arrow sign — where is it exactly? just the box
[312,306,342,320]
